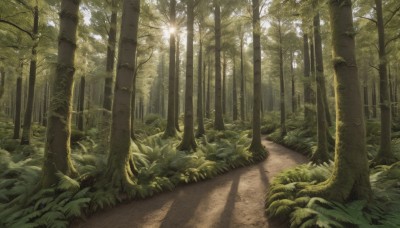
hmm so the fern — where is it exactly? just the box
[56,172,80,191]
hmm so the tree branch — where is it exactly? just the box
[0,19,33,39]
[358,16,377,24]
[384,4,400,27]
[385,33,400,48]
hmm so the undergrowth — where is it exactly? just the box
[0,118,266,227]
[265,162,400,227]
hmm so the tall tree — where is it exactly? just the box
[20,2,39,145]
[303,0,371,202]
[174,36,181,131]
[40,0,80,188]
[213,0,225,130]
[178,0,196,151]
[13,62,23,139]
[249,0,266,159]
[163,0,177,138]
[372,0,397,165]
[232,54,238,121]
[106,0,141,189]
[196,26,205,137]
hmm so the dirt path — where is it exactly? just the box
[73,139,307,228]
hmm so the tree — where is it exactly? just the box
[105,0,141,189]
[196,25,205,137]
[178,0,196,151]
[163,0,177,138]
[213,0,225,130]
[372,0,397,165]
[303,0,371,202]
[40,0,80,188]
[249,0,266,159]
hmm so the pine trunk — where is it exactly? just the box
[106,0,141,189]
[164,0,177,138]
[178,0,196,151]
[13,76,22,139]
[303,33,313,122]
[196,35,205,137]
[40,0,80,188]
[304,0,371,202]
[175,37,180,131]
[232,55,238,121]
[214,1,225,130]
[21,5,39,145]
[278,21,286,137]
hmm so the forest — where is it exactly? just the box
[0,0,400,227]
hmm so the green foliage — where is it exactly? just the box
[266,161,400,227]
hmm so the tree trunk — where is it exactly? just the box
[78,76,85,131]
[240,36,245,121]
[232,55,238,121]
[21,5,39,145]
[103,0,117,117]
[175,37,181,131]
[303,33,313,122]
[373,0,396,165]
[249,0,267,159]
[222,52,227,115]
[13,76,22,139]
[372,78,377,118]
[290,51,296,113]
[363,60,369,119]
[106,0,141,190]
[0,68,4,102]
[313,5,332,127]
[304,0,371,202]
[206,56,211,119]
[311,3,329,164]
[178,0,196,151]
[42,81,48,126]
[164,0,177,138]
[196,32,205,137]
[278,20,286,137]
[213,1,225,130]
[40,0,80,188]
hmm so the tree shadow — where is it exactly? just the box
[217,175,240,227]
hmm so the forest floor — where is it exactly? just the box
[73,138,307,228]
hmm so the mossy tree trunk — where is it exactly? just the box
[42,81,48,126]
[303,0,371,202]
[178,0,196,151]
[21,5,39,145]
[196,30,205,137]
[106,0,141,190]
[373,0,397,165]
[0,68,4,101]
[213,0,225,130]
[40,0,80,188]
[249,0,266,159]
[164,0,177,138]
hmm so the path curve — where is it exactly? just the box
[73,139,307,228]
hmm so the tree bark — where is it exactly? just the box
[222,52,227,115]
[232,55,238,121]
[303,33,313,122]
[213,0,225,130]
[249,0,267,159]
[240,36,245,121]
[303,0,371,202]
[103,0,117,117]
[278,20,286,137]
[290,51,296,113]
[206,56,211,119]
[178,0,196,151]
[196,31,205,137]
[164,0,177,138]
[106,0,141,189]
[313,4,332,127]
[372,78,377,118]
[13,75,22,139]
[77,76,85,131]
[373,0,396,165]
[175,37,181,131]
[40,0,80,188]
[21,5,39,145]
